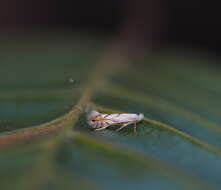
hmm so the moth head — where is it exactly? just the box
[87,110,100,127]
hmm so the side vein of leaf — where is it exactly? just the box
[15,45,129,189]
[0,64,92,146]
[158,63,221,96]
[105,84,221,134]
[91,103,221,156]
[72,131,218,190]
[0,87,76,99]
[19,129,103,190]
[128,66,221,115]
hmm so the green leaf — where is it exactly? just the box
[0,39,221,190]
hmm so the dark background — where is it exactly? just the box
[0,0,221,54]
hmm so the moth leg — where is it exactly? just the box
[92,121,100,129]
[95,126,108,131]
[115,122,132,132]
[94,122,109,131]
[134,122,137,133]
[94,122,99,129]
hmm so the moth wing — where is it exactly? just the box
[105,114,138,123]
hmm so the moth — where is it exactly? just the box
[87,110,144,132]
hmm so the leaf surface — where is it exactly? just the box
[0,40,221,190]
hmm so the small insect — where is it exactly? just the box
[87,110,144,133]
[69,78,74,83]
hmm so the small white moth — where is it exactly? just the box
[87,110,144,133]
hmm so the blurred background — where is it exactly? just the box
[1,2,221,190]
[0,0,221,55]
